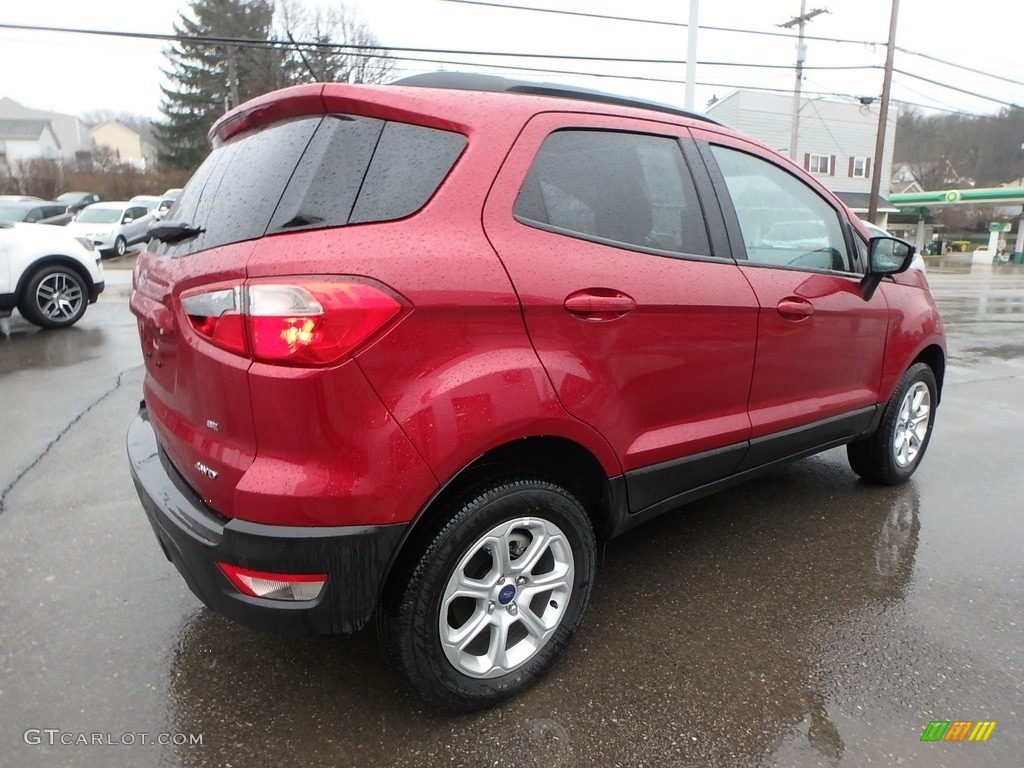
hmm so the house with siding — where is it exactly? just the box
[0,119,61,169]
[0,97,92,162]
[90,120,158,170]
[707,90,899,226]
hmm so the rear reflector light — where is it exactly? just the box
[182,279,402,366]
[217,563,327,601]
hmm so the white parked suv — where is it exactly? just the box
[0,222,104,328]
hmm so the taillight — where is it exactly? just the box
[181,279,402,366]
[182,286,247,356]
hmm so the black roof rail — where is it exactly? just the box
[391,72,723,126]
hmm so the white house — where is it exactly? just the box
[0,119,61,168]
[0,98,93,163]
[707,90,899,226]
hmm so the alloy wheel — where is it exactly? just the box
[439,517,574,679]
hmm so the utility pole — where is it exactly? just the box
[684,0,699,110]
[780,3,827,161]
[868,0,900,224]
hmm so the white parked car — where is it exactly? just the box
[0,222,104,328]
[156,188,182,217]
[66,201,154,257]
[861,221,926,273]
[128,195,164,216]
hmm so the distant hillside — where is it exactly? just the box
[894,106,1024,189]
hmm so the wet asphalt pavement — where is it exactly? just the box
[0,260,1021,767]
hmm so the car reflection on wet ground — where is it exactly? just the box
[0,263,1020,767]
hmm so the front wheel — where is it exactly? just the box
[383,478,596,711]
[848,363,937,484]
[18,265,88,328]
[113,236,127,257]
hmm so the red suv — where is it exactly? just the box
[128,74,945,710]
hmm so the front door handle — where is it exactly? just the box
[777,297,814,321]
[564,289,637,321]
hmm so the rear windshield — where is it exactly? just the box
[152,115,466,257]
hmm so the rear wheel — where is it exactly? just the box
[848,363,936,484]
[384,477,596,711]
[18,265,88,328]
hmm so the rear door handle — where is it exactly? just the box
[777,297,814,320]
[564,289,637,321]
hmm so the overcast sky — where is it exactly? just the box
[1,0,1022,121]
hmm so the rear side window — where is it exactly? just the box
[155,117,319,257]
[514,130,711,257]
[154,115,466,257]
[350,122,467,225]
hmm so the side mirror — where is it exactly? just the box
[860,236,915,301]
[869,236,915,274]
[123,216,134,224]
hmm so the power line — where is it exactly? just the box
[896,47,1024,89]
[0,22,872,70]
[2,21,1019,114]
[890,91,1022,120]
[889,77,963,114]
[444,2,1024,102]
[442,0,886,46]
[894,68,1022,110]
[375,53,687,85]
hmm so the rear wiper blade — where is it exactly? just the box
[149,219,205,244]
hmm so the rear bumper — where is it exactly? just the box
[127,406,406,635]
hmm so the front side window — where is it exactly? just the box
[711,145,851,272]
[514,129,711,257]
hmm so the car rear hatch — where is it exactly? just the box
[130,89,330,518]
[131,84,468,523]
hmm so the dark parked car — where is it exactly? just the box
[128,74,945,711]
[56,191,102,215]
[0,200,72,226]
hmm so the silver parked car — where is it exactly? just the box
[66,201,154,257]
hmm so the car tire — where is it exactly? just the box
[113,236,127,257]
[383,477,596,711]
[847,363,937,484]
[18,264,89,328]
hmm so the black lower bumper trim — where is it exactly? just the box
[127,408,407,635]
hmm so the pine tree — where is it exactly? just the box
[156,1,394,171]
[155,0,286,170]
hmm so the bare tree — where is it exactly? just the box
[13,159,63,200]
[277,1,394,85]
